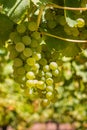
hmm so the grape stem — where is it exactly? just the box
[46,3,87,11]
[42,32,87,43]
[37,5,45,30]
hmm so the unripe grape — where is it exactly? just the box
[16,67,25,75]
[46,91,54,100]
[52,69,59,77]
[28,21,37,31]
[31,31,41,40]
[31,39,39,48]
[45,72,52,78]
[15,42,25,52]
[43,65,50,72]
[36,81,46,90]
[33,53,41,61]
[49,62,58,70]
[17,24,26,33]
[22,35,31,45]
[41,99,50,107]
[46,85,54,92]
[26,71,35,79]
[76,18,85,28]
[14,58,23,67]
[26,80,35,87]
[27,58,36,66]
[46,78,53,85]
[39,58,47,66]
[23,48,32,57]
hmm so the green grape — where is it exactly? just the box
[38,70,45,77]
[71,27,79,37]
[47,20,57,29]
[43,65,50,72]
[23,48,32,57]
[15,42,25,52]
[31,39,39,48]
[45,72,52,78]
[20,53,27,61]
[27,57,36,66]
[26,80,36,87]
[32,63,40,71]
[41,99,50,107]
[28,21,37,31]
[13,35,21,43]
[58,16,66,26]
[9,50,18,59]
[14,58,23,67]
[33,53,41,61]
[9,32,18,41]
[46,91,54,100]
[46,78,53,85]
[26,71,35,80]
[49,62,58,70]
[52,69,59,77]
[39,58,47,66]
[16,67,25,75]
[24,64,31,71]
[36,81,46,90]
[17,24,26,33]
[46,85,54,92]
[22,35,31,45]
[31,31,41,40]
[64,24,72,35]
[41,76,46,82]
[76,18,85,28]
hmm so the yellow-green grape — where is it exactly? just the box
[47,20,57,29]
[46,85,54,92]
[14,58,23,67]
[26,80,37,87]
[31,31,41,40]
[39,58,47,66]
[16,67,25,75]
[33,53,41,61]
[36,81,46,90]
[17,24,26,33]
[9,32,18,41]
[46,78,53,85]
[32,63,40,71]
[43,65,50,72]
[58,16,66,26]
[26,71,35,80]
[52,69,59,77]
[76,18,85,28]
[31,39,39,48]
[27,58,36,66]
[15,42,25,52]
[46,91,54,100]
[41,99,50,107]
[23,48,32,57]
[28,21,37,31]
[49,62,58,70]
[22,35,31,45]
[45,72,52,78]
[64,24,72,35]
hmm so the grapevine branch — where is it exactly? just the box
[46,3,87,11]
[42,32,87,43]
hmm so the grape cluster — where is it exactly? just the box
[8,21,59,106]
[44,8,87,39]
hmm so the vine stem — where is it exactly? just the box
[42,32,87,43]
[46,3,87,11]
[37,5,45,30]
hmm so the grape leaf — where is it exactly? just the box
[61,42,81,57]
[64,0,81,27]
[0,14,14,45]
[0,0,29,23]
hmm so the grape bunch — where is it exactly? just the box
[7,21,59,106]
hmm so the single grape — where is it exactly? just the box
[33,52,41,61]
[45,72,52,78]
[23,48,32,57]
[39,58,47,66]
[27,58,36,66]
[46,78,53,85]
[52,69,59,77]
[36,81,46,90]
[31,31,41,40]
[46,91,54,100]
[43,65,50,72]
[41,99,50,107]
[15,42,25,52]
[28,21,37,31]
[26,71,35,80]
[49,62,58,70]
[47,20,57,29]
[17,24,26,33]
[46,85,54,92]
[14,58,23,67]
[22,35,31,45]
[31,39,39,48]
[26,80,36,87]
[16,67,25,75]
[76,18,85,28]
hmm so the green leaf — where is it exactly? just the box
[64,0,81,27]
[61,42,81,57]
[0,0,29,23]
[0,14,14,45]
